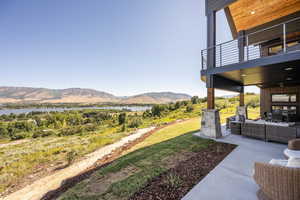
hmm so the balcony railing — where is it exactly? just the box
[201,17,300,70]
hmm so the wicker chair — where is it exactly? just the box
[226,116,236,130]
[241,123,266,140]
[254,162,300,200]
[266,125,298,144]
[230,121,241,135]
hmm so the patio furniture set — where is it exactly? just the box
[227,114,300,199]
[227,117,300,144]
[254,139,300,200]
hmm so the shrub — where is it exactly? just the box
[66,150,77,165]
[142,110,152,118]
[32,130,55,138]
[247,98,260,108]
[186,104,194,112]
[128,117,142,128]
[58,126,83,136]
[9,132,28,140]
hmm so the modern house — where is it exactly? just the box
[200,0,300,138]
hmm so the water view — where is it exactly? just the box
[0,106,151,115]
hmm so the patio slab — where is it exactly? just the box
[182,127,286,200]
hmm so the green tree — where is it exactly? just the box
[151,104,167,117]
[174,101,182,109]
[118,113,127,125]
[191,96,199,104]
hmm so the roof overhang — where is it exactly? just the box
[228,0,300,33]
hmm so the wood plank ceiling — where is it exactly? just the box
[229,0,300,32]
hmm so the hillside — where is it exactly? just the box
[0,87,191,104]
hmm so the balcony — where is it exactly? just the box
[201,17,300,71]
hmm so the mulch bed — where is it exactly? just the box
[129,142,236,200]
[41,120,181,200]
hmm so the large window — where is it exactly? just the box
[271,94,297,103]
[272,106,297,115]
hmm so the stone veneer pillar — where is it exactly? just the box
[200,109,222,138]
[235,106,248,121]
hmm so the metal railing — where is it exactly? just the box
[201,17,300,70]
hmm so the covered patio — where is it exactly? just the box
[182,126,287,200]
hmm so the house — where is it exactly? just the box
[200,0,300,138]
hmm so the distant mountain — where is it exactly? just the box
[0,87,191,104]
[120,92,191,104]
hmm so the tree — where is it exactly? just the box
[174,101,182,109]
[151,105,167,117]
[118,113,127,125]
[191,96,199,104]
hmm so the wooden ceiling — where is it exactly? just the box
[229,0,300,32]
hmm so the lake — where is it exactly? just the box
[0,106,151,116]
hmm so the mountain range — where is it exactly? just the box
[0,87,191,104]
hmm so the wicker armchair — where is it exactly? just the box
[241,123,266,140]
[254,162,300,200]
[266,125,298,144]
[230,121,241,135]
[226,116,236,130]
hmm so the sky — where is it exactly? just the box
[0,0,259,97]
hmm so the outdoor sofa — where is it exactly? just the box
[266,125,300,144]
[241,122,266,141]
[228,118,300,143]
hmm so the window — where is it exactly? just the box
[268,41,300,55]
[269,45,282,55]
[272,106,297,115]
[271,94,297,103]
[287,41,299,47]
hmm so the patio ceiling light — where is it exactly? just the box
[250,10,255,15]
[284,67,294,71]
[286,77,293,81]
[241,74,246,77]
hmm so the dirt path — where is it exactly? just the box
[0,139,29,148]
[1,127,155,200]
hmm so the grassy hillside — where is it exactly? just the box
[0,94,260,196]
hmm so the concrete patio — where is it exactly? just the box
[182,126,287,200]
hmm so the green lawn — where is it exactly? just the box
[58,119,212,200]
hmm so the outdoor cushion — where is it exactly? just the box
[269,159,288,167]
[284,149,300,168]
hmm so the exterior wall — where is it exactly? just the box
[260,86,300,119]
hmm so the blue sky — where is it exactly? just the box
[0,0,258,97]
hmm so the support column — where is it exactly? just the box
[236,89,248,120]
[239,92,245,106]
[199,10,221,139]
[238,30,246,62]
[207,88,215,109]
[207,11,216,69]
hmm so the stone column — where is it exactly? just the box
[236,106,248,121]
[201,109,222,138]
